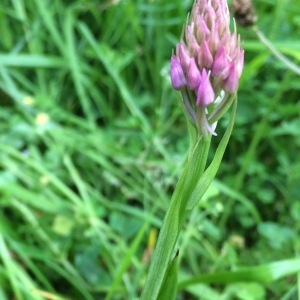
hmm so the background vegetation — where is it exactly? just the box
[0,0,299,299]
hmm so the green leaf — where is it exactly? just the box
[0,54,66,68]
[226,283,265,300]
[178,258,300,290]
[157,251,179,300]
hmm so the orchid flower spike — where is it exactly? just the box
[170,0,244,136]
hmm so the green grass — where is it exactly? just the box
[0,0,300,299]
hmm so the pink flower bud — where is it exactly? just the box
[176,42,191,73]
[212,45,230,79]
[217,1,230,30]
[223,49,244,93]
[187,58,201,90]
[204,5,216,30]
[170,55,186,90]
[187,30,200,57]
[228,28,238,53]
[208,22,221,53]
[195,18,210,42]
[196,70,215,106]
[198,40,213,69]
[223,62,239,93]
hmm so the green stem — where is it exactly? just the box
[253,26,300,76]
[140,193,184,300]
[140,135,211,300]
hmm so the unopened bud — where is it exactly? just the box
[212,46,230,79]
[197,70,215,107]
[170,56,186,90]
[187,58,201,90]
[176,42,191,73]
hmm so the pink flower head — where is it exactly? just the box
[171,0,243,96]
[170,0,244,135]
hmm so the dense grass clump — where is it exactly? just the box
[0,0,300,299]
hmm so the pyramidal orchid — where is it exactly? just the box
[170,0,244,136]
[141,2,244,299]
